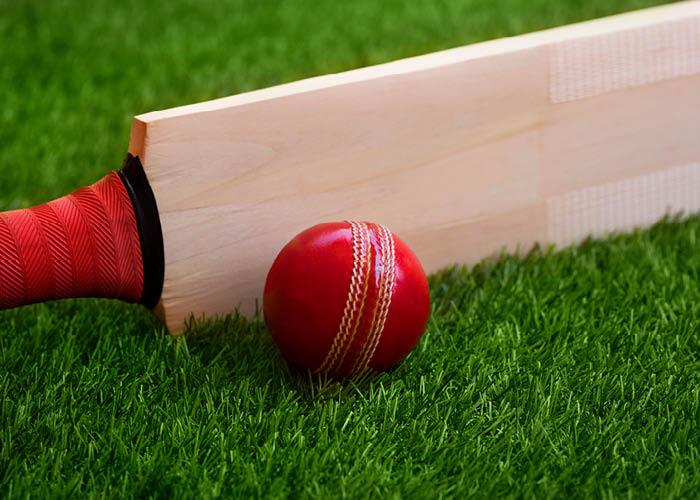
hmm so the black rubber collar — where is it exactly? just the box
[118,154,165,309]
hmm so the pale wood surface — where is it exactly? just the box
[128,1,700,332]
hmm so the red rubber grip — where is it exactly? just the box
[0,172,144,309]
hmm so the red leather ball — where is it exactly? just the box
[263,221,430,377]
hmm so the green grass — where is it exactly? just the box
[0,0,695,498]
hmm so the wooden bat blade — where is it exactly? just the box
[126,1,700,332]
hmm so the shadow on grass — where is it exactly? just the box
[180,310,389,405]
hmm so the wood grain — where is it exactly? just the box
[128,1,700,332]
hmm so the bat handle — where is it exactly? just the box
[0,155,163,310]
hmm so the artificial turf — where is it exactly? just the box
[0,0,695,498]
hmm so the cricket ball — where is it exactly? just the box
[263,221,430,377]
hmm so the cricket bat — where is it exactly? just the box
[1,1,699,332]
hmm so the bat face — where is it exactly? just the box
[131,1,700,332]
[2,1,700,333]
